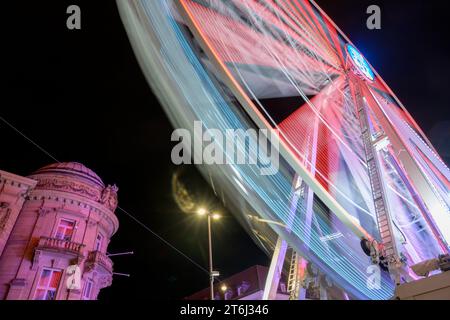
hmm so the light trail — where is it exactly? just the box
[117,0,449,299]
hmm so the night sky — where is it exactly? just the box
[0,1,449,300]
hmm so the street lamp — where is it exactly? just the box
[197,207,221,300]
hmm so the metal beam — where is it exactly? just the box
[262,237,288,300]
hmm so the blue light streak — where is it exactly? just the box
[125,0,394,299]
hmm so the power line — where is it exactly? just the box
[116,205,209,274]
[0,115,210,277]
[0,116,59,163]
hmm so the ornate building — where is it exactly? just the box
[0,162,119,300]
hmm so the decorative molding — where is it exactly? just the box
[10,278,27,287]
[31,249,42,271]
[0,170,37,190]
[32,237,86,270]
[35,178,102,202]
[98,274,113,289]
[100,184,119,212]
[84,250,113,275]
[21,187,34,200]
[29,190,119,235]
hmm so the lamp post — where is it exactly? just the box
[197,208,221,300]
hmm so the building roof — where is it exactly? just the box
[185,265,287,300]
[31,162,105,188]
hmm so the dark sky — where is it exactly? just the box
[0,1,448,300]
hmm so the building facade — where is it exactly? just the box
[186,265,289,300]
[0,162,119,300]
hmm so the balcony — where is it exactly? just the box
[32,237,85,269]
[85,250,113,274]
[36,236,85,256]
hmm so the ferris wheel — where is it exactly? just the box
[118,0,450,299]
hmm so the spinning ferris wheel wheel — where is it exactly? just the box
[118,0,450,299]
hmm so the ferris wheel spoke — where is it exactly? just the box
[236,0,340,71]
[180,0,342,98]
[367,78,392,96]
[369,87,450,182]
[301,1,345,60]
[270,0,342,65]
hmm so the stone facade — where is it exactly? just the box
[0,163,119,300]
[0,171,37,258]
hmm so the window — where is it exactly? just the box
[55,219,75,241]
[94,233,103,251]
[82,279,94,300]
[34,268,62,300]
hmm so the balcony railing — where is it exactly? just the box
[36,236,85,256]
[86,250,113,274]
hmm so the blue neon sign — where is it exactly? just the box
[347,44,375,81]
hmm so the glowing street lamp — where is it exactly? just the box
[212,213,221,220]
[196,207,221,300]
[197,208,207,216]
